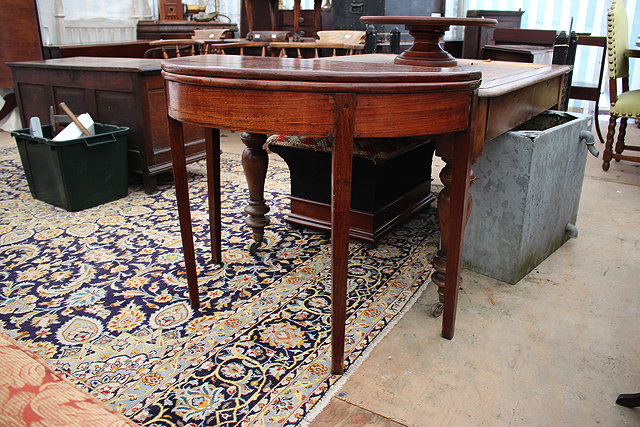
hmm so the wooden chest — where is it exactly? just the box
[8,57,205,194]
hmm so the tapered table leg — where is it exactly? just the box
[240,132,270,253]
[168,116,200,309]
[430,147,474,320]
[331,94,356,375]
[205,128,222,264]
[431,94,485,339]
[441,129,475,339]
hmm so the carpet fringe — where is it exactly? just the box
[299,274,432,426]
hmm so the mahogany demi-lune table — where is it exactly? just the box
[161,53,569,375]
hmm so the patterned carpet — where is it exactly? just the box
[0,145,439,426]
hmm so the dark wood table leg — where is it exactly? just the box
[205,128,222,264]
[240,132,271,253]
[431,94,485,338]
[430,141,474,320]
[441,128,475,339]
[331,93,356,375]
[168,116,200,309]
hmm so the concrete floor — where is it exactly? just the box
[1,121,639,426]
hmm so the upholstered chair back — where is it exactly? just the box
[607,0,630,79]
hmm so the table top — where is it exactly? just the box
[161,54,482,85]
[42,40,152,49]
[6,57,164,72]
[322,54,570,97]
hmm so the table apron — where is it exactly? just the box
[165,80,472,137]
[485,75,563,141]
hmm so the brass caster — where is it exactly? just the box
[430,302,443,318]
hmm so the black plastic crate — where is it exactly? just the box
[11,123,130,211]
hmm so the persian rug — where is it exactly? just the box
[0,143,439,426]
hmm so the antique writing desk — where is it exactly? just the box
[162,52,568,375]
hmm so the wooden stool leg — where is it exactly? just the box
[331,93,356,375]
[205,128,222,264]
[168,116,200,309]
[603,115,617,171]
[240,132,270,253]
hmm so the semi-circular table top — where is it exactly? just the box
[160,54,482,85]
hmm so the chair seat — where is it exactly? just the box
[611,89,640,117]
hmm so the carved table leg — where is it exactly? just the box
[240,132,270,253]
[431,93,485,339]
[168,116,200,309]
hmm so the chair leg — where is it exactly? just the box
[603,115,617,171]
[614,116,628,160]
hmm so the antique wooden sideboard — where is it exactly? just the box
[8,57,205,194]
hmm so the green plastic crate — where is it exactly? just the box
[11,123,130,211]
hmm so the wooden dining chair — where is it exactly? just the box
[602,0,640,170]
[143,39,198,59]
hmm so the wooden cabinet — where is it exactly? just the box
[42,41,153,60]
[137,20,237,40]
[463,10,524,59]
[8,57,205,194]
